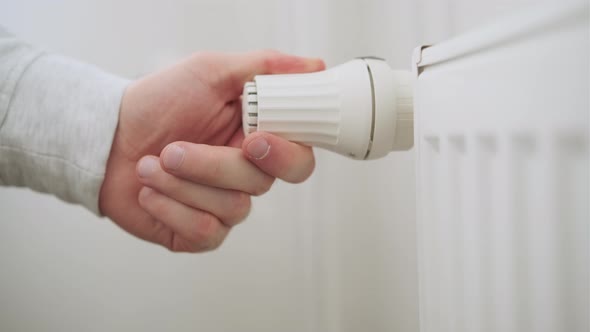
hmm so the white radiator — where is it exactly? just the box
[414,1,589,332]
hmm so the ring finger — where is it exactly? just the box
[137,156,252,227]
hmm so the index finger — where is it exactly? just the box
[160,142,275,196]
[195,50,326,100]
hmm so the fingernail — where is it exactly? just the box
[137,157,158,178]
[163,144,185,170]
[246,137,271,160]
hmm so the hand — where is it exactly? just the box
[99,50,325,252]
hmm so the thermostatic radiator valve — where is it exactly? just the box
[242,57,414,160]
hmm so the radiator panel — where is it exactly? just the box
[415,2,589,332]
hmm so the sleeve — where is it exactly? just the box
[0,26,130,215]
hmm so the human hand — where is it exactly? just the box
[98,50,325,252]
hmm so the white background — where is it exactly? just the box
[0,1,533,331]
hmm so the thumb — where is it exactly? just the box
[242,131,315,184]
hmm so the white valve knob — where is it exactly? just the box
[242,58,414,160]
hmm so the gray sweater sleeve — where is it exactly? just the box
[0,27,130,215]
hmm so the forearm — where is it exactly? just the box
[0,27,130,215]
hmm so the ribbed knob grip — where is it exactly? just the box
[253,70,342,146]
[242,59,414,160]
[242,82,258,134]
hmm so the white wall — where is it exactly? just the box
[0,1,534,331]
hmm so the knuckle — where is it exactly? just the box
[187,212,219,245]
[207,234,226,251]
[169,240,191,253]
[252,176,275,196]
[260,49,280,62]
[138,188,151,206]
[168,235,198,253]
[196,213,227,252]
[203,234,225,251]
[252,49,279,61]
[165,216,227,253]
[234,192,252,217]
[226,191,251,225]
[189,52,215,64]
[138,188,160,211]
[262,56,275,73]
[152,201,172,221]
